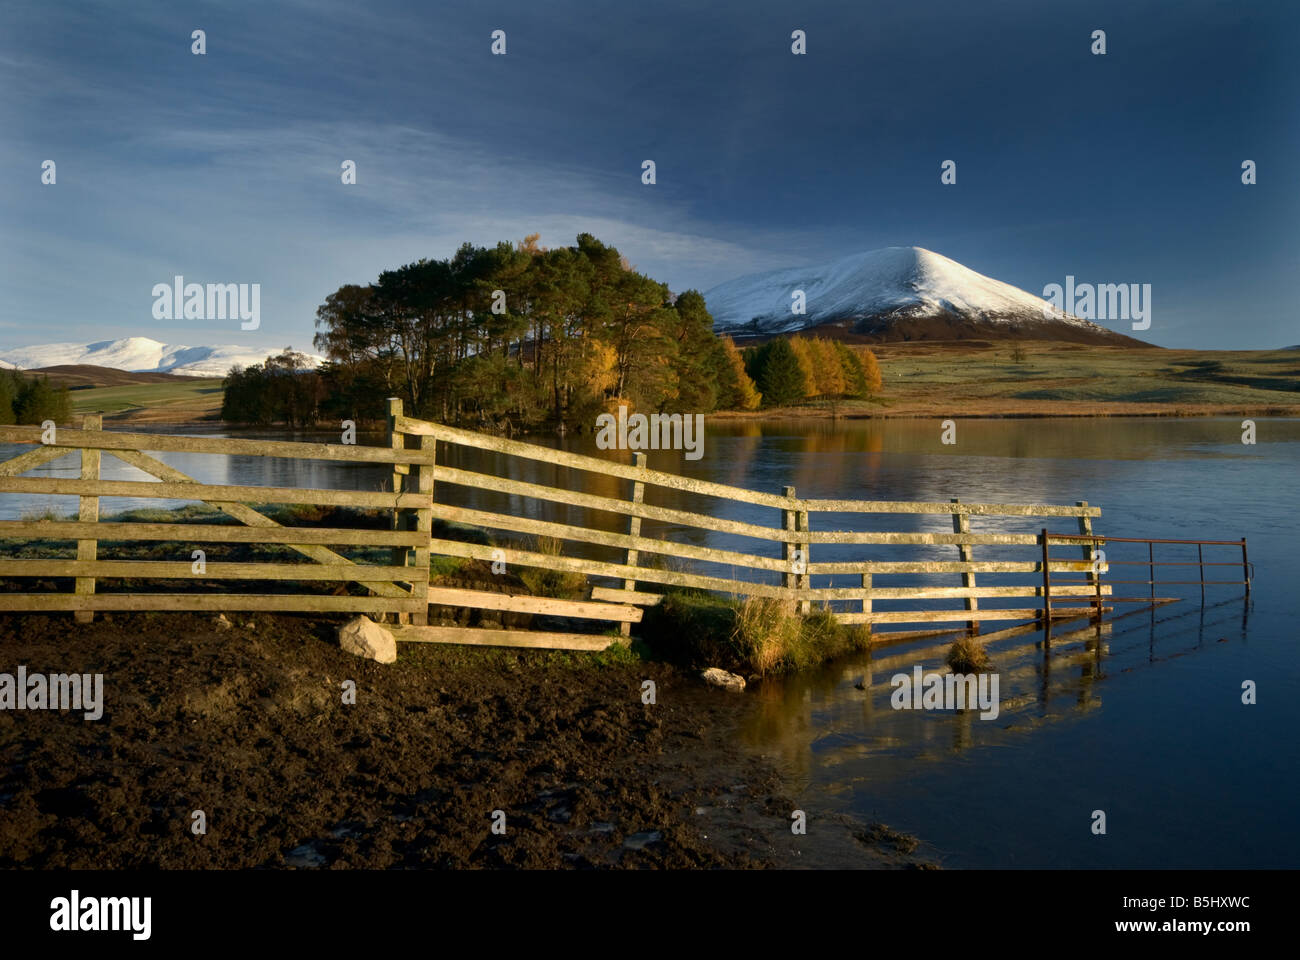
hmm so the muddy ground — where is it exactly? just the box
[0,612,925,869]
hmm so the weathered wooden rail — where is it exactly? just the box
[1,406,1239,652]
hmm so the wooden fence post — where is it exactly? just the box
[410,434,435,626]
[782,486,798,613]
[860,572,872,624]
[1040,528,1052,624]
[619,452,647,638]
[75,415,101,624]
[951,498,979,633]
[1241,538,1250,594]
[1076,500,1102,619]
[386,398,409,624]
[797,501,810,615]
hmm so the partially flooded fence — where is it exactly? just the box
[1042,532,1252,609]
[0,407,1166,649]
[388,402,1112,643]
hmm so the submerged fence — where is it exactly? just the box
[0,406,1244,650]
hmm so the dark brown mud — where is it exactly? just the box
[0,612,926,869]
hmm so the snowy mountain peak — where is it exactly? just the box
[0,338,324,378]
[704,246,1140,344]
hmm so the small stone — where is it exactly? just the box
[700,667,745,692]
[338,615,397,664]
[284,843,327,868]
[213,613,233,632]
[623,830,663,850]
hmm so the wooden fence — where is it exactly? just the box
[386,403,1110,647]
[0,407,1114,650]
[0,416,433,623]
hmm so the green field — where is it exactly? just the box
[70,378,223,422]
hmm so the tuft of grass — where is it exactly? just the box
[946,635,990,673]
[428,555,472,578]
[642,590,870,676]
[517,535,588,599]
[18,506,74,523]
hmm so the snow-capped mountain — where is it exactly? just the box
[0,338,324,377]
[704,246,1143,344]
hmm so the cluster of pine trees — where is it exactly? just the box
[221,349,327,427]
[0,370,73,425]
[228,233,763,430]
[221,233,883,428]
[742,336,882,408]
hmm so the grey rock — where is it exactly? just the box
[338,615,397,664]
[700,667,746,692]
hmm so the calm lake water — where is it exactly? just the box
[2,417,1297,868]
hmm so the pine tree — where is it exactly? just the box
[833,343,883,396]
[714,336,761,410]
[15,376,71,425]
[754,339,810,407]
[834,342,867,396]
[807,337,846,396]
[785,337,818,398]
[0,372,16,425]
[859,346,883,394]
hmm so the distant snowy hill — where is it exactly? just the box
[0,338,324,378]
[704,246,1145,345]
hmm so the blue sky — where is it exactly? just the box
[2,0,1296,352]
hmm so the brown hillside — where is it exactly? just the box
[27,365,202,389]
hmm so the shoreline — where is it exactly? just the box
[0,610,930,869]
[81,400,1300,435]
